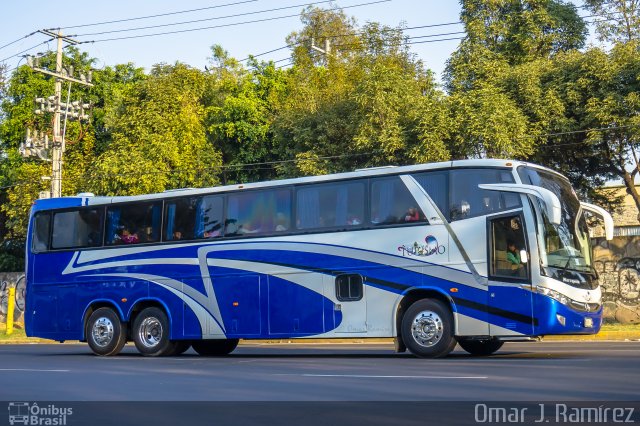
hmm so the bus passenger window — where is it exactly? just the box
[226,189,291,237]
[106,202,161,245]
[449,169,521,222]
[412,171,449,219]
[51,208,104,250]
[296,181,365,230]
[32,213,51,252]
[164,196,223,241]
[370,177,425,225]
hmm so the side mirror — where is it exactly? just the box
[520,249,528,264]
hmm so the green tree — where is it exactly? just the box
[444,0,585,161]
[273,8,451,177]
[205,46,287,183]
[88,63,222,195]
[532,43,640,218]
[584,0,640,42]
[446,0,586,91]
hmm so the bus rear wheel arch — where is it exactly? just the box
[132,306,177,357]
[401,298,456,358]
[85,307,127,356]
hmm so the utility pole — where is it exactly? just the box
[20,29,93,199]
[310,37,332,63]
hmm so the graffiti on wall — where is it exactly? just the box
[0,274,25,324]
[593,236,640,324]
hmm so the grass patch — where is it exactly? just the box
[0,322,29,341]
[600,323,640,332]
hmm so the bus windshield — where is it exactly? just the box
[518,166,593,275]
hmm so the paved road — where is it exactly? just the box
[0,341,638,401]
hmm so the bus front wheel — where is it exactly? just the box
[401,299,456,358]
[458,338,504,356]
[86,307,127,356]
[192,339,239,356]
[132,307,176,357]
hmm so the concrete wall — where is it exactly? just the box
[593,236,640,324]
[0,272,25,324]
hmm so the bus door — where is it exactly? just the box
[487,212,534,336]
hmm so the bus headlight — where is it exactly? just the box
[536,286,569,306]
[535,286,600,313]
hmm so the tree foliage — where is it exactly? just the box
[584,0,640,43]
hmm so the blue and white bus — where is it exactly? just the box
[24,159,613,358]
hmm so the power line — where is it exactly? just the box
[241,27,467,63]
[0,31,39,53]
[58,0,260,30]
[239,45,293,62]
[73,0,338,37]
[0,39,52,64]
[75,0,391,44]
[248,31,466,68]
[238,9,620,65]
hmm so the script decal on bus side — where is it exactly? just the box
[398,235,446,258]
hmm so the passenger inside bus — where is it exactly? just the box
[275,212,289,231]
[119,229,139,244]
[404,207,420,222]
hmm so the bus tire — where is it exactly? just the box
[192,339,239,356]
[132,307,176,357]
[86,307,127,356]
[401,299,456,358]
[458,338,504,356]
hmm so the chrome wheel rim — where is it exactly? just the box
[138,317,163,348]
[92,317,114,347]
[411,310,444,347]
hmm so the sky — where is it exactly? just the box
[1,0,599,83]
[0,0,466,81]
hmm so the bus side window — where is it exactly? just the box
[32,212,51,252]
[296,181,365,230]
[51,208,104,250]
[449,169,521,221]
[226,189,291,237]
[165,195,225,240]
[106,202,161,245]
[370,177,426,225]
[412,171,449,220]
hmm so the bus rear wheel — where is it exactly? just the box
[132,307,176,357]
[401,299,456,358]
[86,307,127,356]
[458,338,504,356]
[192,339,239,356]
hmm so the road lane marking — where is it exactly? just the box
[276,374,487,379]
[0,368,69,372]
